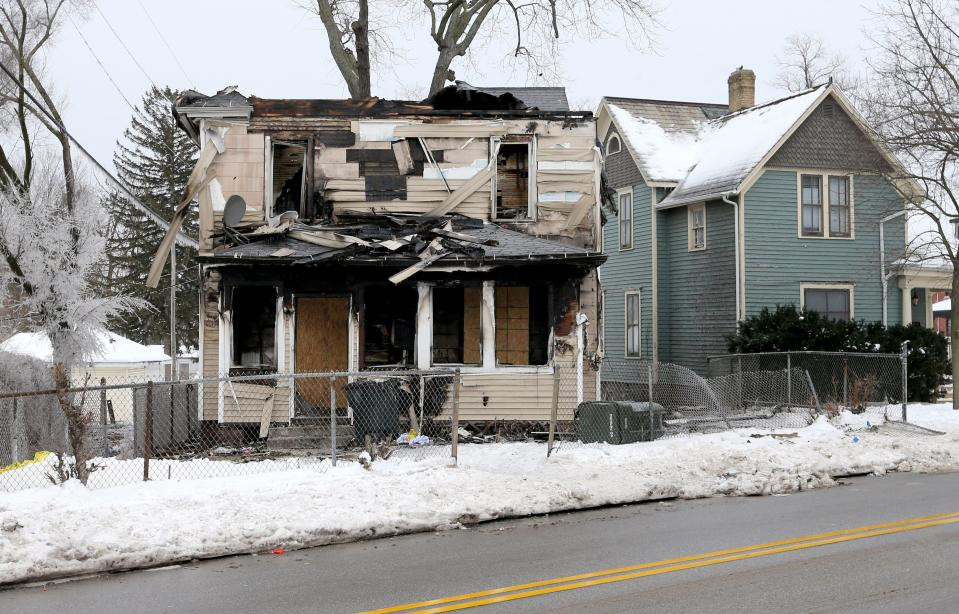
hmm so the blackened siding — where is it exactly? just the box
[658,200,736,374]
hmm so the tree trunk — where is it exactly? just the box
[952,270,959,409]
[429,48,458,97]
[352,0,371,98]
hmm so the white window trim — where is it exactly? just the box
[617,187,634,251]
[624,289,642,359]
[799,282,855,320]
[606,134,622,156]
[796,171,855,240]
[491,136,538,222]
[687,202,706,251]
[421,282,555,373]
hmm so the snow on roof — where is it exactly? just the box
[659,86,827,207]
[0,331,171,364]
[933,298,951,312]
[608,104,703,182]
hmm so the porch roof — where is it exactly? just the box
[200,221,604,268]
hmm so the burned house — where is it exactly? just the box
[151,83,604,429]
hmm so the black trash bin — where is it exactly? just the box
[346,379,407,443]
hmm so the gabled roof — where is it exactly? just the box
[600,84,920,207]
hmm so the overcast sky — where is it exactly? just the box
[45,0,883,170]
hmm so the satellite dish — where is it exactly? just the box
[223,195,247,227]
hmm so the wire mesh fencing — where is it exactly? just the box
[706,351,907,422]
[0,369,461,493]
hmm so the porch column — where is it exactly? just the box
[901,285,911,325]
[481,281,496,369]
[415,283,431,369]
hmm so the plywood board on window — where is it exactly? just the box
[462,287,483,365]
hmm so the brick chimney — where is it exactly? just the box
[727,67,756,113]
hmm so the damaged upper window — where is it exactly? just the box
[231,287,277,369]
[495,285,550,366]
[431,286,482,365]
[494,139,535,220]
[363,285,417,367]
[272,140,305,215]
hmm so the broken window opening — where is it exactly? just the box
[363,285,417,368]
[494,142,533,220]
[231,287,277,370]
[495,285,550,366]
[272,141,305,215]
[431,286,482,365]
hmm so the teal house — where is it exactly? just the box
[596,69,930,375]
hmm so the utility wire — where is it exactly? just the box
[0,60,198,249]
[69,17,138,111]
[90,0,159,90]
[137,0,195,88]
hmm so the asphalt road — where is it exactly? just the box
[4,471,959,613]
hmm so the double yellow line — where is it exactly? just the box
[362,510,959,613]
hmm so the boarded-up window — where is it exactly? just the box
[364,286,417,367]
[272,141,305,214]
[431,287,482,365]
[232,287,276,368]
[495,142,531,220]
[495,285,549,366]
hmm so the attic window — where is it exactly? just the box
[493,138,535,220]
[606,135,622,155]
[272,140,305,215]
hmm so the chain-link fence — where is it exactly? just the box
[706,351,907,421]
[0,369,460,493]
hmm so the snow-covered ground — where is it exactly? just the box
[2,404,958,585]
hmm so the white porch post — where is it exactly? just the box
[415,283,432,369]
[481,281,496,369]
[901,285,912,325]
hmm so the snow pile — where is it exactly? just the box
[608,104,703,182]
[2,404,959,585]
[0,330,170,364]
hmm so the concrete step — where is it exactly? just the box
[268,436,354,451]
[267,423,356,451]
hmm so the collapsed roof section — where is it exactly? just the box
[174,83,585,140]
[202,215,603,283]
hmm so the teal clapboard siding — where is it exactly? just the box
[658,200,737,374]
[743,170,906,323]
[602,181,653,361]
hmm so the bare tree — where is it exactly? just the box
[0,1,141,479]
[776,33,854,93]
[306,0,659,98]
[860,0,959,407]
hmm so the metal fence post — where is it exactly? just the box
[786,352,792,410]
[330,374,337,467]
[451,369,461,465]
[648,361,655,406]
[143,381,153,481]
[843,357,849,407]
[99,377,109,457]
[547,365,560,458]
[901,341,909,422]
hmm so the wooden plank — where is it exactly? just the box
[259,392,275,438]
[295,297,350,409]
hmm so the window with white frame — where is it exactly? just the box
[606,134,622,155]
[801,284,853,321]
[618,189,633,249]
[800,172,854,238]
[688,203,706,250]
[625,291,641,357]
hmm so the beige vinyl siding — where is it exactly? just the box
[201,316,219,421]
[71,365,148,423]
[211,126,266,232]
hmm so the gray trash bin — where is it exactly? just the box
[346,379,409,442]
[575,401,665,444]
